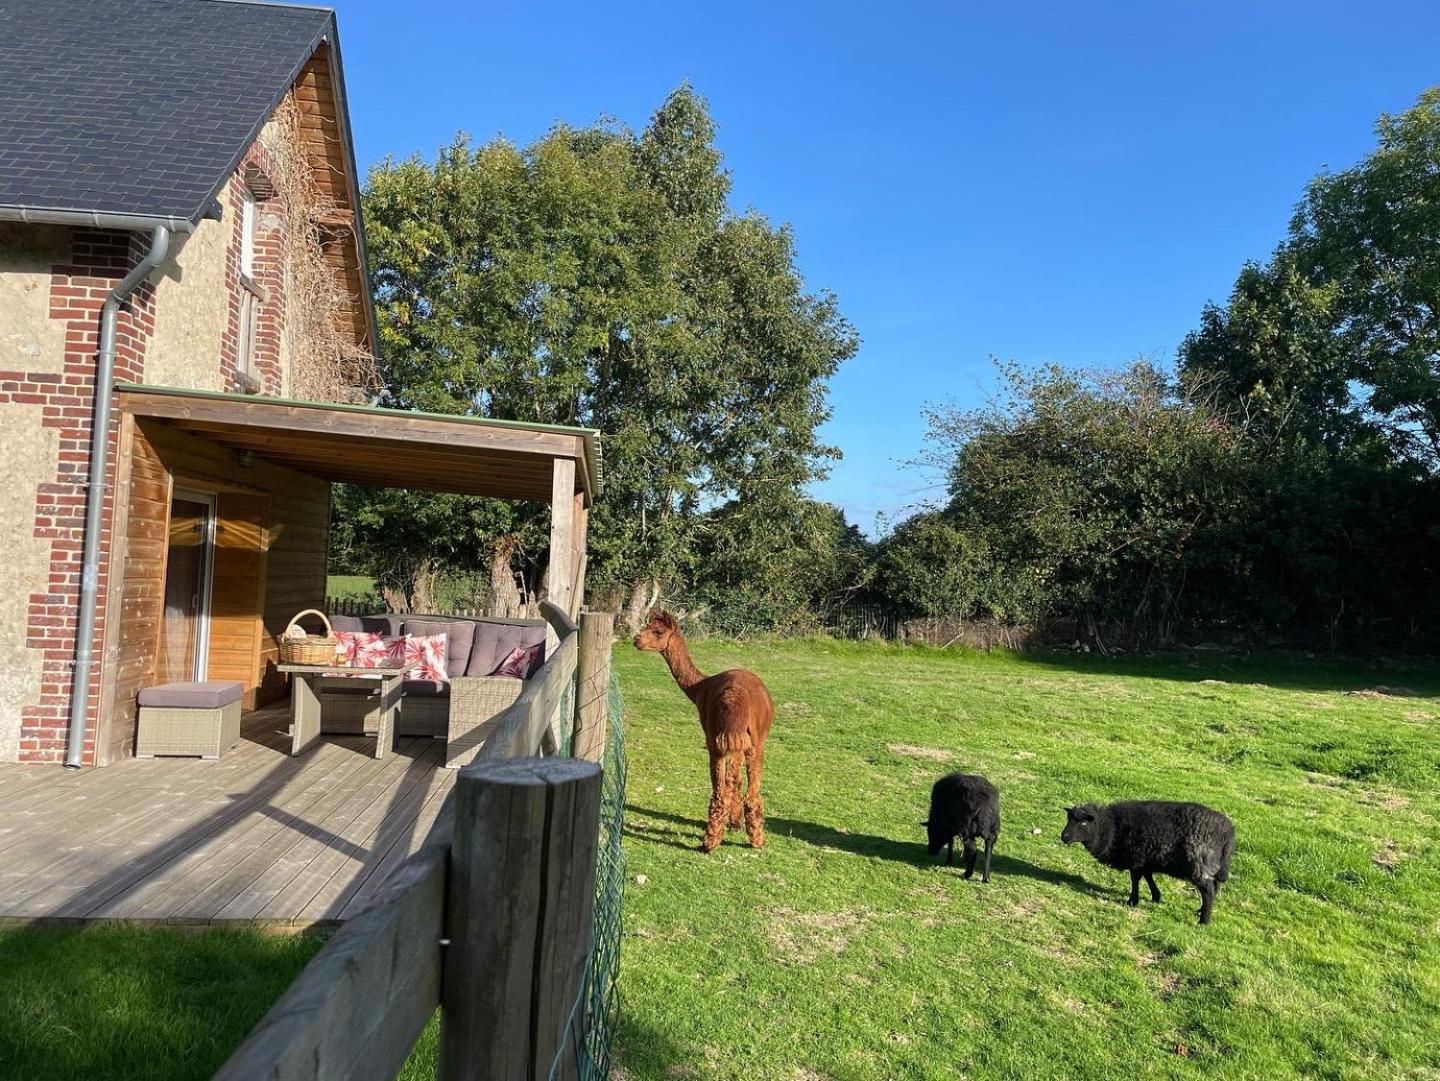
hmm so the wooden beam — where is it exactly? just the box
[118,391,583,463]
[570,493,588,616]
[214,843,446,1080]
[572,612,615,765]
[95,413,136,767]
[547,459,577,633]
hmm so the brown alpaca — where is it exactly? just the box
[633,611,774,852]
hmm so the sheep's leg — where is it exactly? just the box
[742,745,765,849]
[701,753,728,853]
[1128,869,1143,906]
[725,756,744,830]
[945,839,954,866]
[1145,871,1162,903]
[962,838,978,879]
[982,836,994,883]
[1193,877,1216,925]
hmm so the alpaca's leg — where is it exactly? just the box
[726,756,744,830]
[701,753,728,853]
[743,744,765,849]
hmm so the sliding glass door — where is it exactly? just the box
[159,489,216,683]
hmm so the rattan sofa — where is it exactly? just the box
[321,613,546,765]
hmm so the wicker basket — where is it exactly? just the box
[280,608,338,666]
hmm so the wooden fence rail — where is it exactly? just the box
[216,607,616,1080]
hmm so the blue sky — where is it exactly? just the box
[333,0,1440,531]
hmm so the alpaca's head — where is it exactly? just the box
[633,610,678,652]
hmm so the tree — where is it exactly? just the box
[874,512,1000,620]
[1178,254,1357,450]
[688,496,873,633]
[1290,88,1440,461]
[898,362,1255,645]
[346,86,857,621]
[1186,89,1440,465]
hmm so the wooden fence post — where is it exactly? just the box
[440,757,602,1081]
[572,612,615,764]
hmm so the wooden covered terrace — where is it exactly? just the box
[0,704,454,927]
[0,385,603,925]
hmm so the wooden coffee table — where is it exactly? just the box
[279,662,408,759]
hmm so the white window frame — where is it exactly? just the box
[240,190,257,277]
[237,189,263,385]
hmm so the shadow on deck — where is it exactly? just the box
[0,706,455,930]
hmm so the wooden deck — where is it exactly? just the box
[0,705,455,929]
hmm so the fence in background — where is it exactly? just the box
[217,607,624,1080]
[327,596,544,621]
[816,603,903,641]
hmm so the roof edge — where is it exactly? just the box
[320,16,381,354]
[0,206,198,232]
[115,382,602,495]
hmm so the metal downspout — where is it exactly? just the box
[63,226,173,768]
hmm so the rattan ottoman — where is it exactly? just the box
[135,680,245,759]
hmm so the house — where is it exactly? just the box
[0,0,597,771]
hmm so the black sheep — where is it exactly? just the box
[922,773,1000,881]
[1062,801,1235,924]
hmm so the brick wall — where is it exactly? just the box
[1,230,155,763]
[4,135,295,764]
[221,140,287,396]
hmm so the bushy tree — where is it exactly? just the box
[687,496,873,633]
[343,87,857,623]
[1289,88,1440,462]
[1185,89,1440,466]
[900,362,1253,643]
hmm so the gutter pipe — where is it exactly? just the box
[0,206,200,232]
[63,224,178,768]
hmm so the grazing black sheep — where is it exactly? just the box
[922,773,1000,881]
[1062,801,1235,924]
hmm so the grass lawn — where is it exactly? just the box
[0,926,320,1081]
[327,573,379,603]
[613,640,1440,1080]
[2,641,1436,1079]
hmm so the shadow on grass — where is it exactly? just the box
[1008,647,1440,698]
[625,804,1093,892]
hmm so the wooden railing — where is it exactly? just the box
[216,605,617,1081]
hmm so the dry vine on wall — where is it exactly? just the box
[261,93,379,403]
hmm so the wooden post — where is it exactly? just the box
[546,459,577,653]
[572,612,615,764]
[440,757,602,1081]
[569,493,587,624]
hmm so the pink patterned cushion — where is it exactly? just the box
[491,643,542,679]
[334,631,392,668]
[388,632,449,683]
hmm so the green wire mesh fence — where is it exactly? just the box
[548,670,626,1080]
[579,673,626,1078]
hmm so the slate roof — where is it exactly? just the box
[0,0,334,223]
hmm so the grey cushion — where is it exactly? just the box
[328,613,364,633]
[466,621,547,678]
[360,614,406,636]
[139,680,244,709]
[402,679,450,698]
[403,619,475,678]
